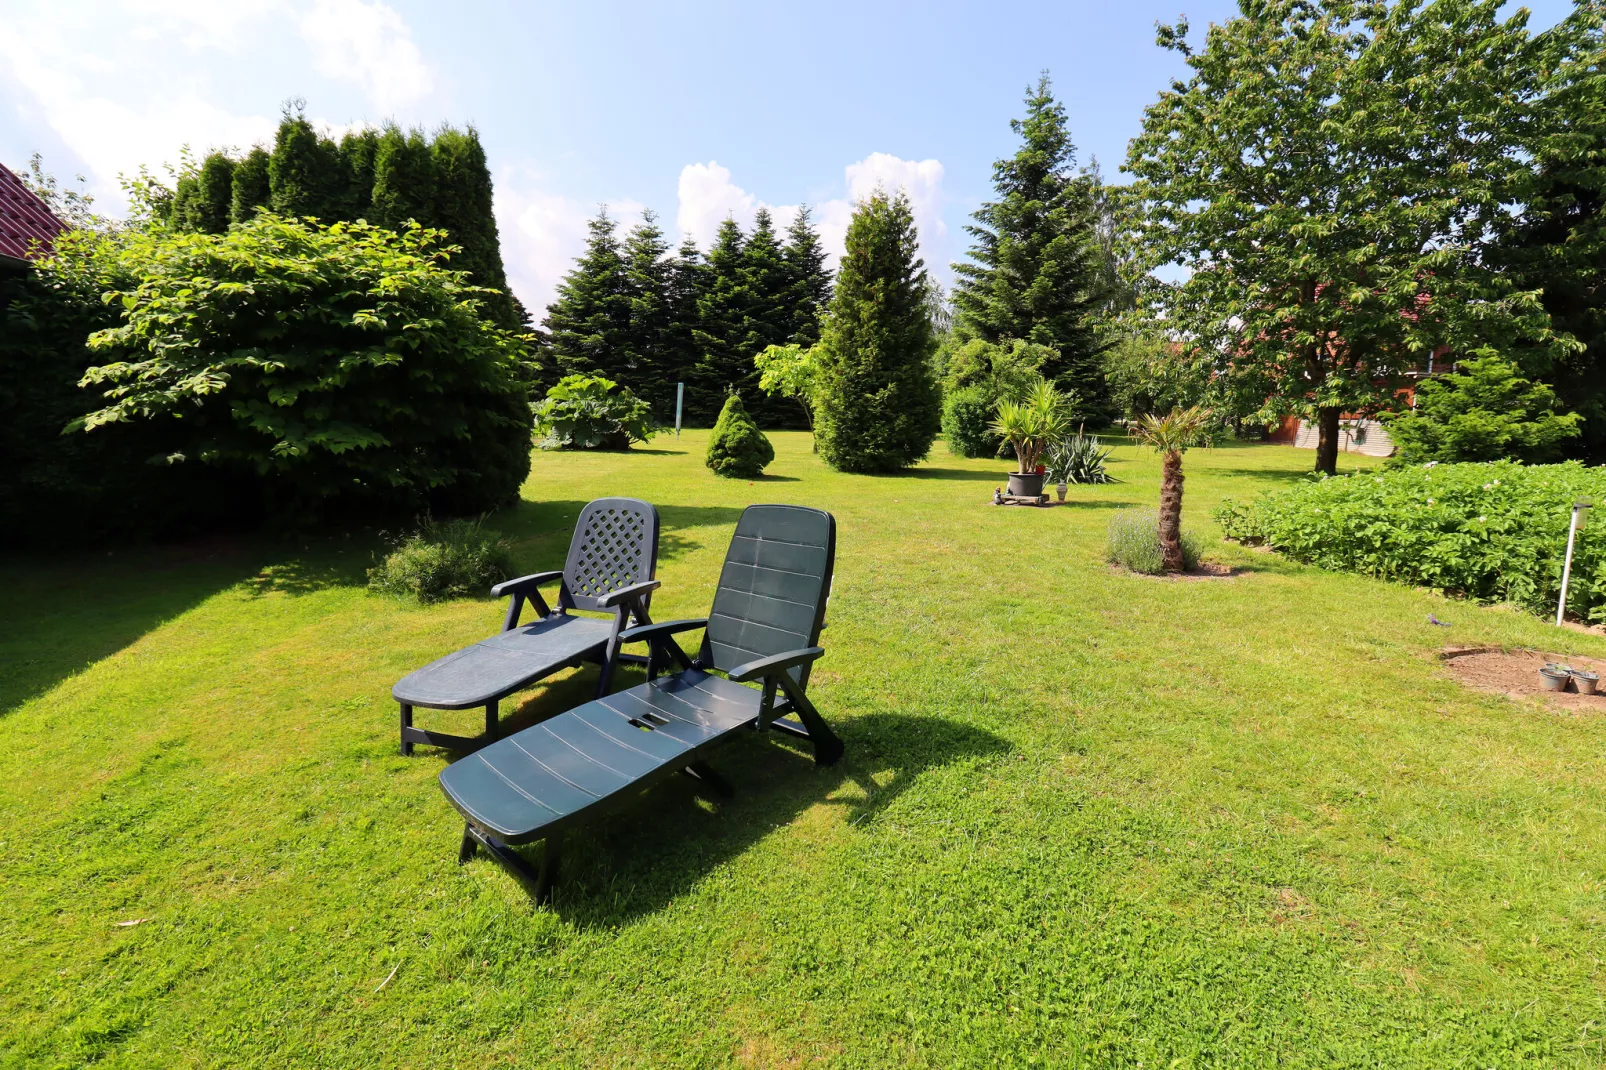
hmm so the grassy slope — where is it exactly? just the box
[2,433,1604,1068]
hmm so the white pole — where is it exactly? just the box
[1557,503,1587,626]
[675,382,684,438]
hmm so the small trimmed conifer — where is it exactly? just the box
[705,393,774,478]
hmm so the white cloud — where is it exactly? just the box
[299,0,434,113]
[675,153,947,279]
[494,166,645,318]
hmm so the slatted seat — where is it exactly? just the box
[393,498,660,755]
[440,504,844,901]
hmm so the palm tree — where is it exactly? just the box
[1132,406,1212,572]
[991,380,1073,474]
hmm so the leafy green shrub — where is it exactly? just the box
[1047,429,1115,484]
[1382,356,1581,464]
[706,394,774,478]
[1107,507,1202,575]
[533,374,654,450]
[74,214,533,527]
[1216,460,1606,621]
[367,517,514,603]
[942,385,1002,458]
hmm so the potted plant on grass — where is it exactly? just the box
[991,381,1072,498]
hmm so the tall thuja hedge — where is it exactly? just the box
[269,111,344,220]
[371,125,436,230]
[170,152,236,233]
[431,126,515,327]
[814,190,940,471]
[230,147,271,224]
[74,215,532,526]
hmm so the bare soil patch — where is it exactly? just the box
[1111,561,1242,581]
[1441,647,1606,712]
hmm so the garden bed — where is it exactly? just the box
[1440,646,1606,712]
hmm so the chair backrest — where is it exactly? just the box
[701,504,835,686]
[561,498,660,613]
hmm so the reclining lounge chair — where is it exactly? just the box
[438,503,844,901]
[393,497,660,756]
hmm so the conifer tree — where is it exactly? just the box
[782,204,832,348]
[815,190,940,471]
[339,128,380,221]
[663,235,707,415]
[269,109,342,220]
[371,125,436,230]
[230,147,271,224]
[689,218,751,422]
[620,210,676,413]
[542,209,632,382]
[431,126,515,326]
[739,208,795,426]
[193,152,236,233]
[951,73,1107,414]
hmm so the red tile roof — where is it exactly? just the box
[0,162,67,264]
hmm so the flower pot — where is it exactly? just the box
[1007,472,1045,498]
[1539,667,1571,691]
[1056,482,1068,502]
[1570,669,1599,696]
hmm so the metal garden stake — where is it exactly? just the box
[1557,500,1593,626]
[675,382,684,438]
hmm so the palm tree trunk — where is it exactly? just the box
[1158,450,1185,573]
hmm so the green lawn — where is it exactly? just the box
[4,432,1605,1068]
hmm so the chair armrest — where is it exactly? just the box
[491,571,563,598]
[727,647,825,683]
[618,618,708,644]
[595,579,661,609]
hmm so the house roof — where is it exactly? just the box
[0,161,67,268]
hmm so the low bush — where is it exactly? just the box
[706,394,774,477]
[1047,429,1115,484]
[942,385,1002,459]
[1216,460,1606,621]
[367,517,514,603]
[1107,507,1202,575]
[1381,356,1581,464]
[533,374,654,450]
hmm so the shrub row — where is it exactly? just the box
[1216,461,1606,621]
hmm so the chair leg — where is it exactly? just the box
[484,699,499,742]
[399,703,414,756]
[462,824,561,906]
[458,823,477,863]
[683,761,735,798]
[776,677,844,766]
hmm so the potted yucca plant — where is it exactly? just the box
[991,381,1072,498]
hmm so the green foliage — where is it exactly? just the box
[339,128,379,220]
[814,190,940,472]
[617,211,679,415]
[1107,507,1202,574]
[991,380,1074,473]
[1127,0,1574,474]
[370,125,436,230]
[941,385,1002,459]
[705,393,774,477]
[229,147,271,224]
[754,343,821,430]
[1216,459,1606,621]
[73,214,532,526]
[1383,357,1581,464]
[269,109,344,220]
[533,374,654,450]
[943,337,1055,401]
[542,209,631,386]
[951,73,1108,414]
[1104,331,1219,421]
[170,152,235,233]
[688,218,755,423]
[1047,429,1115,484]
[782,205,833,349]
[367,517,514,603]
[429,126,515,326]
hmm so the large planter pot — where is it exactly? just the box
[1007,472,1045,498]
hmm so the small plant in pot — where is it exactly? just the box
[990,380,1072,499]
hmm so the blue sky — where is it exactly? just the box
[0,0,1577,313]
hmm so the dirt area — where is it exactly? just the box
[1112,561,1241,581]
[1441,647,1606,712]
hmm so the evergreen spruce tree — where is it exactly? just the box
[689,218,751,423]
[542,209,632,382]
[705,393,774,477]
[738,208,796,426]
[620,210,676,414]
[269,109,342,220]
[663,235,707,418]
[339,128,380,221]
[431,126,516,326]
[371,125,437,231]
[950,73,1108,414]
[814,190,940,472]
[782,204,833,349]
[230,147,271,224]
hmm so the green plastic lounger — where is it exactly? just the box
[438,503,844,901]
[393,497,660,756]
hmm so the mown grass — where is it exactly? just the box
[3,432,1605,1068]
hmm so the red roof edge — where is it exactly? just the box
[0,162,68,263]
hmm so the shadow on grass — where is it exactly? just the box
[0,539,262,717]
[435,709,1011,926]
[1207,467,1317,488]
[899,467,1006,482]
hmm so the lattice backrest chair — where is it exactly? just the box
[393,497,661,756]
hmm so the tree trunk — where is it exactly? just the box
[1158,450,1185,573]
[1314,405,1342,475]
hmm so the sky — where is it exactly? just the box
[0,0,1579,315]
